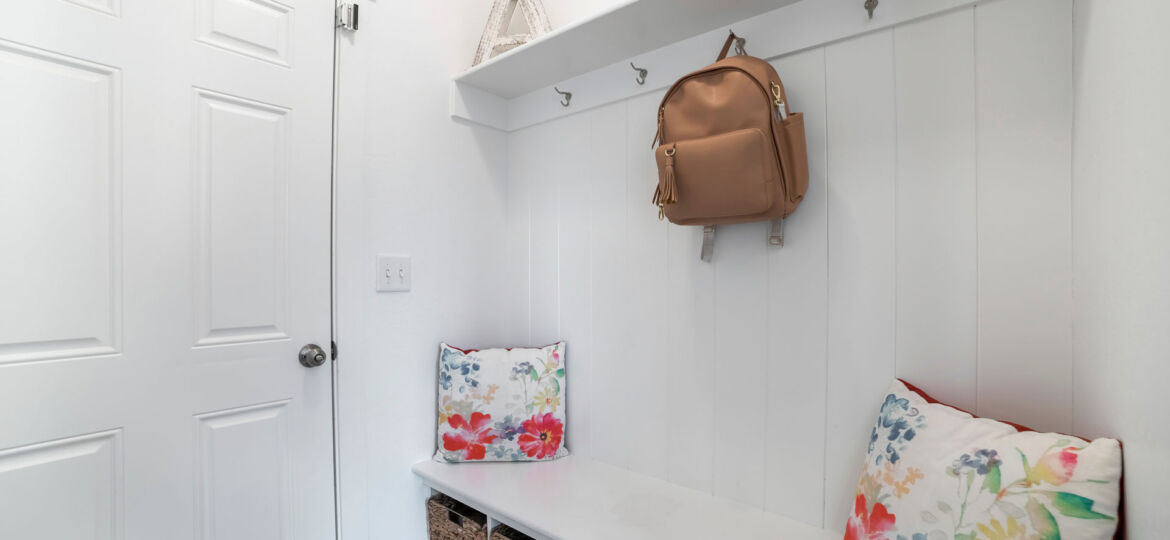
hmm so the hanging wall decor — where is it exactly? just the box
[472,0,551,66]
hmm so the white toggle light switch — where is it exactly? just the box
[376,255,411,292]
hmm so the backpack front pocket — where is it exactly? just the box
[654,128,777,222]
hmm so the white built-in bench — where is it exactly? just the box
[412,456,838,540]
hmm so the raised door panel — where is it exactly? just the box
[0,430,123,540]
[0,41,121,365]
[62,0,120,17]
[196,0,293,67]
[195,401,290,540]
[194,89,289,348]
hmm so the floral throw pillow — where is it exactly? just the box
[846,380,1121,540]
[434,343,568,463]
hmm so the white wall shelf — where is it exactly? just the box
[450,0,983,132]
[413,457,838,540]
[454,0,801,99]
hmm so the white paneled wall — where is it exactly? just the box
[1071,0,1170,537]
[503,1,1076,532]
[764,48,828,521]
[821,28,899,527]
[975,0,1075,434]
[333,2,515,539]
[893,8,977,412]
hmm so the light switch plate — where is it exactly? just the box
[376,255,411,292]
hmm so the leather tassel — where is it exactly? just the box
[661,146,677,204]
[652,145,677,222]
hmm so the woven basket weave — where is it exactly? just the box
[426,494,487,540]
[489,523,533,540]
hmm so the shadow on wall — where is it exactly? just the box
[334,2,514,540]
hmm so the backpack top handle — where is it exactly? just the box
[716,31,747,61]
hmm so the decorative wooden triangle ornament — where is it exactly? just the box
[472,0,551,66]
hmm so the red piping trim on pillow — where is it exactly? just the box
[443,342,563,354]
[897,378,1035,433]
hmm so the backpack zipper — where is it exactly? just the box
[656,66,780,139]
[652,108,664,148]
[654,66,789,199]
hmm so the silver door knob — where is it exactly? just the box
[299,344,328,368]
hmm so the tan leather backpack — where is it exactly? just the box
[652,31,809,260]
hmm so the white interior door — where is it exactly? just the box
[0,1,336,539]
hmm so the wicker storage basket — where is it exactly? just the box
[489,523,534,540]
[426,494,487,540]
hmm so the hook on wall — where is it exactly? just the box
[864,0,878,19]
[734,35,747,56]
[554,87,572,107]
[630,62,648,85]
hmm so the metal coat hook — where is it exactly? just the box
[554,86,572,107]
[865,0,878,19]
[734,36,747,56]
[630,62,648,85]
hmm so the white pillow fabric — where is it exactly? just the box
[434,343,568,463]
[846,380,1121,540]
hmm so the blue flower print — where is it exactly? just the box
[868,393,926,466]
[440,347,482,395]
[948,448,1002,477]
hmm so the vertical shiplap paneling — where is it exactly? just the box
[1072,2,1170,536]
[664,224,716,493]
[555,113,595,457]
[505,127,534,345]
[975,0,1073,433]
[712,221,770,507]
[763,48,829,527]
[823,30,898,531]
[529,120,563,345]
[499,2,1080,529]
[588,101,631,468]
[893,8,978,410]
[623,93,671,480]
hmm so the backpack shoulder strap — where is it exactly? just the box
[701,226,716,262]
[769,218,785,247]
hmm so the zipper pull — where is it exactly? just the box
[652,108,664,148]
[771,82,788,120]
